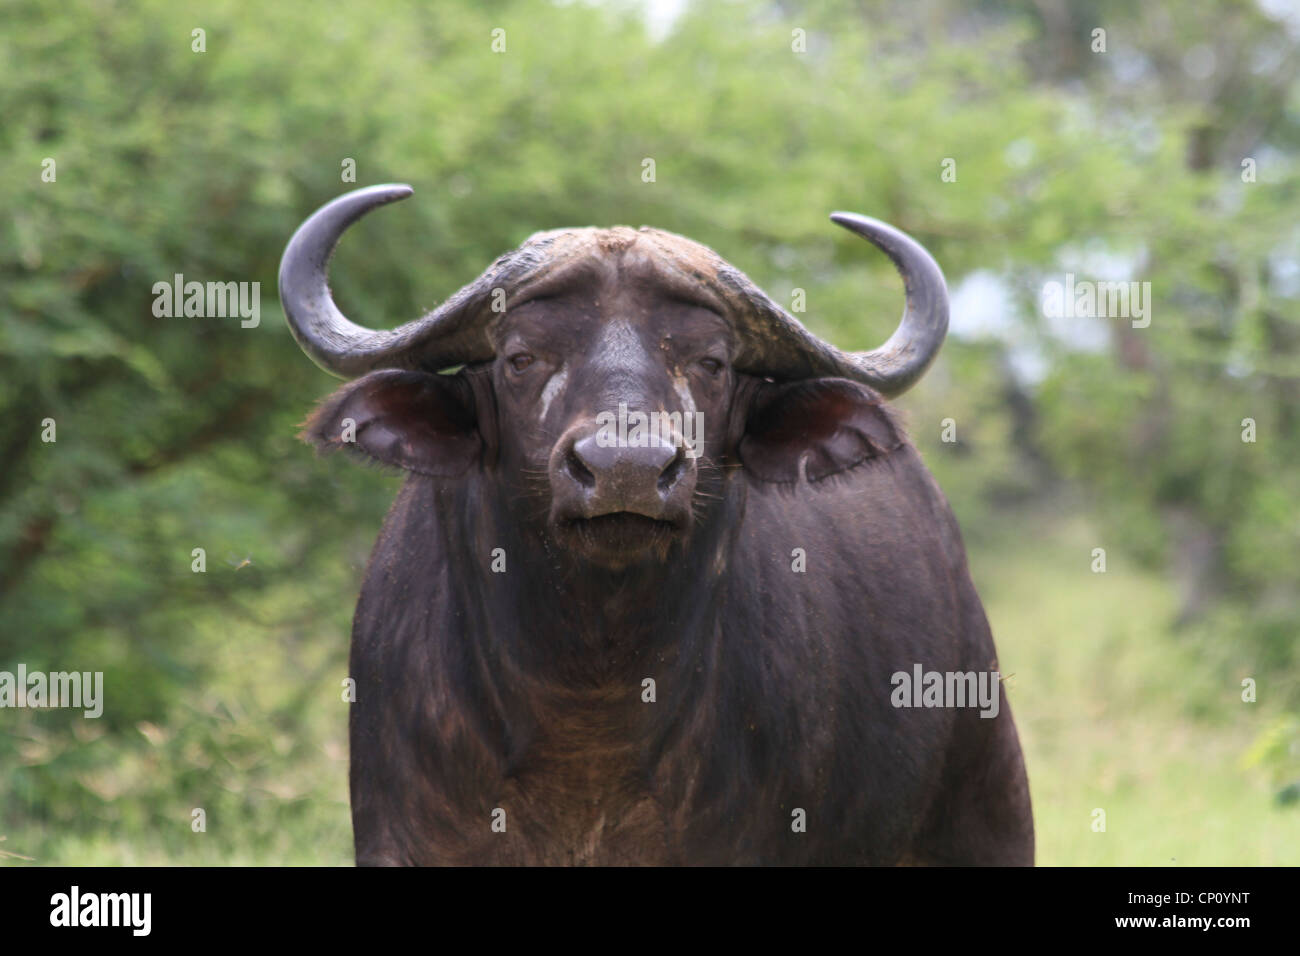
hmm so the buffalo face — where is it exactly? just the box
[492,253,734,567]
[284,185,948,568]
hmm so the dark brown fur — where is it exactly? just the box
[303,240,1034,865]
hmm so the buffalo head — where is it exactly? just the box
[281,184,948,569]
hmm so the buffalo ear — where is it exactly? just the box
[301,369,481,477]
[738,378,904,483]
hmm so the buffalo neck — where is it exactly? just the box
[386,471,744,785]
[439,469,743,683]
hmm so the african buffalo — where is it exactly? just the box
[279,184,1033,865]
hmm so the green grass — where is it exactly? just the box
[976,509,1300,865]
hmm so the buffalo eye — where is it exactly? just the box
[699,357,724,376]
[508,353,535,373]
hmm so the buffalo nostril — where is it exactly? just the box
[657,443,688,493]
[565,446,597,488]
